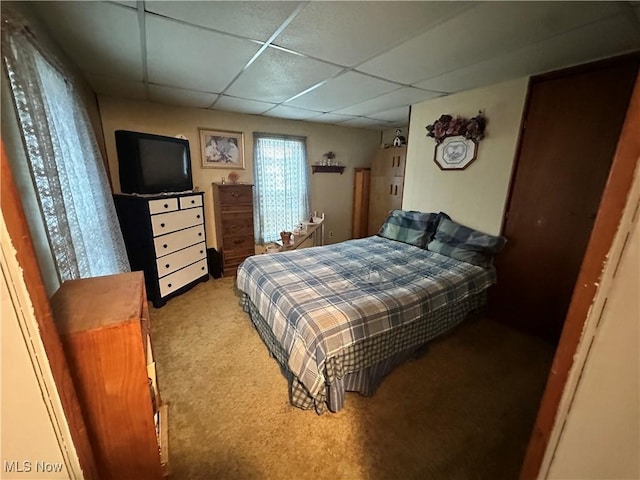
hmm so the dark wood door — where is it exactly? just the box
[491,56,638,343]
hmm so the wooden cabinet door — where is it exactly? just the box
[491,57,638,343]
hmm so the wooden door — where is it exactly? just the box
[491,56,638,343]
[352,168,370,238]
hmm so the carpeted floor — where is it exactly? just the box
[150,277,554,480]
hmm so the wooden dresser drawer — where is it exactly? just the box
[217,185,253,205]
[156,241,206,278]
[151,208,204,236]
[158,259,207,297]
[148,198,179,214]
[179,195,203,209]
[153,224,205,257]
[223,235,254,252]
[221,213,254,237]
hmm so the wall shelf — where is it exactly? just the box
[312,165,345,174]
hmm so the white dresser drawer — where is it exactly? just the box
[148,198,179,215]
[151,207,204,236]
[179,195,202,209]
[153,224,205,257]
[156,242,206,278]
[158,259,208,298]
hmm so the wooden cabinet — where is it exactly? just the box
[352,168,370,238]
[51,272,167,480]
[114,192,209,307]
[212,183,255,277]
[368,146,406,235]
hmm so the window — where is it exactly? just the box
[2,12,130,285]
[253,133,310,244]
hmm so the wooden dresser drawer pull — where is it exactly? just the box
[160,223,165,228]
[165,264,170,269]
[196,214,201,219]
[201,266,205,271]
[395,185,398,195]
[191,200,195,204]
[233,239,243,245]
[163,244,168,249]
[198,232,203,237]
[199,250,204,254]
[163,203,169,209]
[389,184,393,195]
[231,192,239,198]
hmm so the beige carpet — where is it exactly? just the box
[150,277,554,480]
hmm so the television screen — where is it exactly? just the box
[116,130,193,194]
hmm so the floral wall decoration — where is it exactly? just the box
[426,111,487,170]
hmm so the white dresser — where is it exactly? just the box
[113,192,209,307]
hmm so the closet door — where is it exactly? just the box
[491,56,638,343]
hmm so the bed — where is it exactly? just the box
[236,212,504,413]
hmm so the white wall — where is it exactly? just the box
[0,216,80,479]
[403,78,529,235]
[98,97,380,246]
[545,167,640,479]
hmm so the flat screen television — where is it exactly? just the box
[115,130,193,194]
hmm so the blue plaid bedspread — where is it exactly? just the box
[236,235,496,407]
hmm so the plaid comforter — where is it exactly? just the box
[236,236,496,409]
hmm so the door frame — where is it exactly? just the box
[519,67,640,478]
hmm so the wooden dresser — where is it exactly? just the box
[51,272,167,479]
[113,191,209,307]
[368,146,406,235]
[212,183,255,277]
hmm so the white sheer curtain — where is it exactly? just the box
[253,133,311,244]
[2,11,130,281]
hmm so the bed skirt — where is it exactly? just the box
[241,291,486,414]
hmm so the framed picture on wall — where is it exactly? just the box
[199,128,245,169]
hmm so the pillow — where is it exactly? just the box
[378,210,441,248]
[427,218,506,267]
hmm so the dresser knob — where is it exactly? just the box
[168,283,172,288]
[197,214,201,219]
[201,266,205,271]
[191,200,195,204]
[164,204,168,208]
[200,250,203,254]
[198,232,202,237]
[165,264,170,269]
[160,223,165,228]
[163,244,168,249]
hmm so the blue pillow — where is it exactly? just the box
[378,210,441,248]
[427,218,506,267]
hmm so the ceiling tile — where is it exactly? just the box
[226,47,342,103]
[214,96,275,115]
[334,87,442,116]
[86,74,147,100]
[146,15,260,93]
[275,1,473,67]
[286,71,399,112]
[32,2,142,80]
[368,106,411,125]
[145,1,300,41]
[358,1,622,84]
[306,113,359,124]
[111,1,137,8]
[148,85,218,108]
[262,105,323,121]
[338,117,388,129]
[415,15,640,94]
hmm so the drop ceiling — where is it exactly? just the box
[27,1,640,130]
